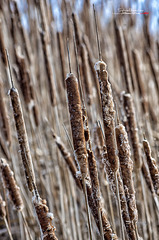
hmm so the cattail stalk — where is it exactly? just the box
[57,32,66,88]
[143,139,159,195]
[0,158,23,211]
[0,79,11,145]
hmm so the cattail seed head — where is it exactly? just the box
[143,139,159,195]
[66,73,88,178]
[95,61,119,172]
[33,197,58,240]
[0,158,23,211]
[10,87,35,192]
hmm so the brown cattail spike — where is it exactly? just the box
[0,158,23,211]
[33,197,58,240]
[95,61,119,172]
[143,139,159,196]
[66,73,88,178]
[115,124,138,224]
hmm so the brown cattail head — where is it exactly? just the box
[143,139,159,196]
[115,123,138,223]
[52,130,82,189]
[66,73,88,178]
[95,61,119,172]
[33,197,58,240]
[9,87,35,192]
[123,93,142,170]
[0,194,6,219]
[0,158,23,211]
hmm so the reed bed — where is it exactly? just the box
[0,1,159,240]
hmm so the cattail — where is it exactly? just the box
[66,73,88,178]
[0,79,11,145]
[0,194,6,219]
[52,130,82,189]
[102,146,136,240]
[123,93,142,170]
[115,123,138,223]
[80,43,92,105]
[9,87,35,192]
[143,139,159,195]
[95,61,118,172]
[0,158,23,211]
[29,82,40,127]
[33,197,58,240]
[57,32,66,88]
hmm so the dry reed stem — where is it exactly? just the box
[115,123,138,223]
[146,49,159,94]
[40,30,56,106]
[0,133,10,160]
[143,139,159,195]
[52,130,82,189]
[0,79,11,145]
[132,50,148,114]
[95,61,118,172]
[15,46,32,104]
[10,87,35,192]
[33,198,58,240]
[123,93,142,171]
[72,13,82,53]
[0,158,23,211]
[0,193,6,218]
[0,19,8,67]
[83,35,101,102]
[66,73,88,178]
[141,160,155,194]
[57,32,66,88]
[80,43,92,105]
[114,20,133,94]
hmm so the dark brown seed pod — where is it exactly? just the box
[52,130,82,189]
[115,123,138,224]
[0,194,6,219]
[66,73,88,178]
[33,198,58,240]
[95,61,119,172]
[123,93,142,171]
[0,158,23,211]
[143,139,159,195]
[9,87,35,192]
[0,79,11,145]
